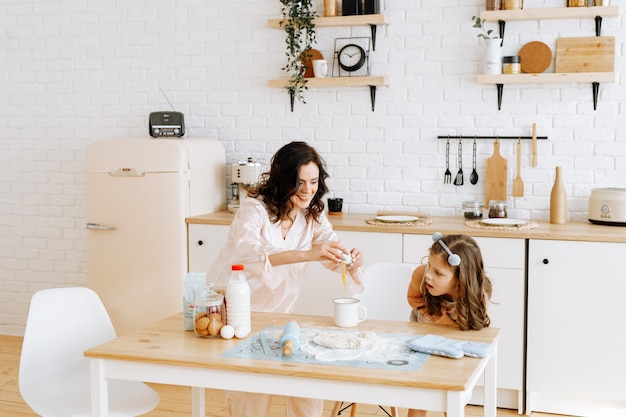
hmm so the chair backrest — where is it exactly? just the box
[19,287,117,397]
[357,262,417,322]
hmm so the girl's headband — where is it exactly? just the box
[432,232,461,266]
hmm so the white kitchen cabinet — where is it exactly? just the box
[294,231,403,316]
[527,239,626,416]
[187,224,230,279]
[404,235,525,412]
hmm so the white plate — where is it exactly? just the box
[479,218,527,227]
[374,215,421,223]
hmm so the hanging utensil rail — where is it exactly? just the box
[437,135,548,140]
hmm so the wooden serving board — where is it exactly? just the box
[555,36,615,73]
[484,141,508,207]
[299,49,324,78]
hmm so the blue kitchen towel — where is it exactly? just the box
[407,334,493,359]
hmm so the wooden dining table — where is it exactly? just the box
[85,312,499,417]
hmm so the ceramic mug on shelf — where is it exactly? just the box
[333,298,367,327]
[312,59,328,78]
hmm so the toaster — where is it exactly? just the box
[588,188,626,226]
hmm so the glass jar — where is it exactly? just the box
[488,200,508,218]
[486,0,502,10]
[193,283,225,337]
[462,201,484,219]
[503,0,523,9]
[568,0,586,6]
[502,56,521,74]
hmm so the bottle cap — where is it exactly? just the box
[231,264,244,271]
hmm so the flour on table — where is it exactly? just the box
[312,331,379,349]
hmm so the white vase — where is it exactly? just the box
[483,38,502,75]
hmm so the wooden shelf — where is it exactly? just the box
[477,72,615,111]
[476,6,619,111]
[267,14,389,29]
[268,14,389,111]
[477,72,615,85]
[267,76,388,88]
[479,6,618,21]
[268,76,388,111]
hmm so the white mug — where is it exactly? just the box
[312,59,328,78]
[333,298,367,327]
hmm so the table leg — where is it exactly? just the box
[191,386,205,417]
[446,391,464,417]
[483,341,498,417]
[90,359,109,417]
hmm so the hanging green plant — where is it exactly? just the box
[279,0,317,111]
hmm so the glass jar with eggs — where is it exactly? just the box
[193,283,225,338]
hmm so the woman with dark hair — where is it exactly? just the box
[211,141,364,417]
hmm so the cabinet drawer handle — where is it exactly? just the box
[197,240,204,246]
[542,258,549,265]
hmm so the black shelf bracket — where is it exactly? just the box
[369,86,377,111]
[592,82,600,111]
[289,91,295,112]
[370,25,378,50]
[595,15,603,36]
[498,20,506,46]
[497,83,504,111]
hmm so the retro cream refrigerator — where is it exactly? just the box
[86,138,225,335]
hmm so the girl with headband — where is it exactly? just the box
[405,233,493,417]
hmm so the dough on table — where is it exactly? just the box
[312,331,379,349]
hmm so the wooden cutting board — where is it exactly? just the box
[555,36,615,73]
[484,141,508,207]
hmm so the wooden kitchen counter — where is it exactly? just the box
[187,211,626,244]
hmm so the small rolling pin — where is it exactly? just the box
[280,321,300,356]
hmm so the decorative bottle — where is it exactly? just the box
[550,166,567,224]
[225,264,251,337]
[324,0,337,16]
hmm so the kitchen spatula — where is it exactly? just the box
[512,140,524,197]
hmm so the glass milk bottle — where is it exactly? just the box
[193,283,225,337]
[225,264,251,335]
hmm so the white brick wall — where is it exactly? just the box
[1,0,624,334]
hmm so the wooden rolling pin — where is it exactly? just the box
[281,321,300,356]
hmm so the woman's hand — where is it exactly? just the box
[310,241,350,263]
[347,248,363,270]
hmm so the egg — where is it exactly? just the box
[220,325,235,339]
[234,325,251,339]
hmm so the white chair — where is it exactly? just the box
[331,262,417,417]
[19,287,160,417]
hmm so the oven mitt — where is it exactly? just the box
[407,334,493,359]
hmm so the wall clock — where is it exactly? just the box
[333,37,371,77]
[338,44,366,72]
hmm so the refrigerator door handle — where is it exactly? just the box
[86,222,117,231]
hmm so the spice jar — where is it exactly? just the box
[502,56,521,74]
[504,0,523,9]
[193,283,225,337]
[462,201,484,220]
[568,0,586,6]
[486,0,502,10]
[488,200,508,218]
